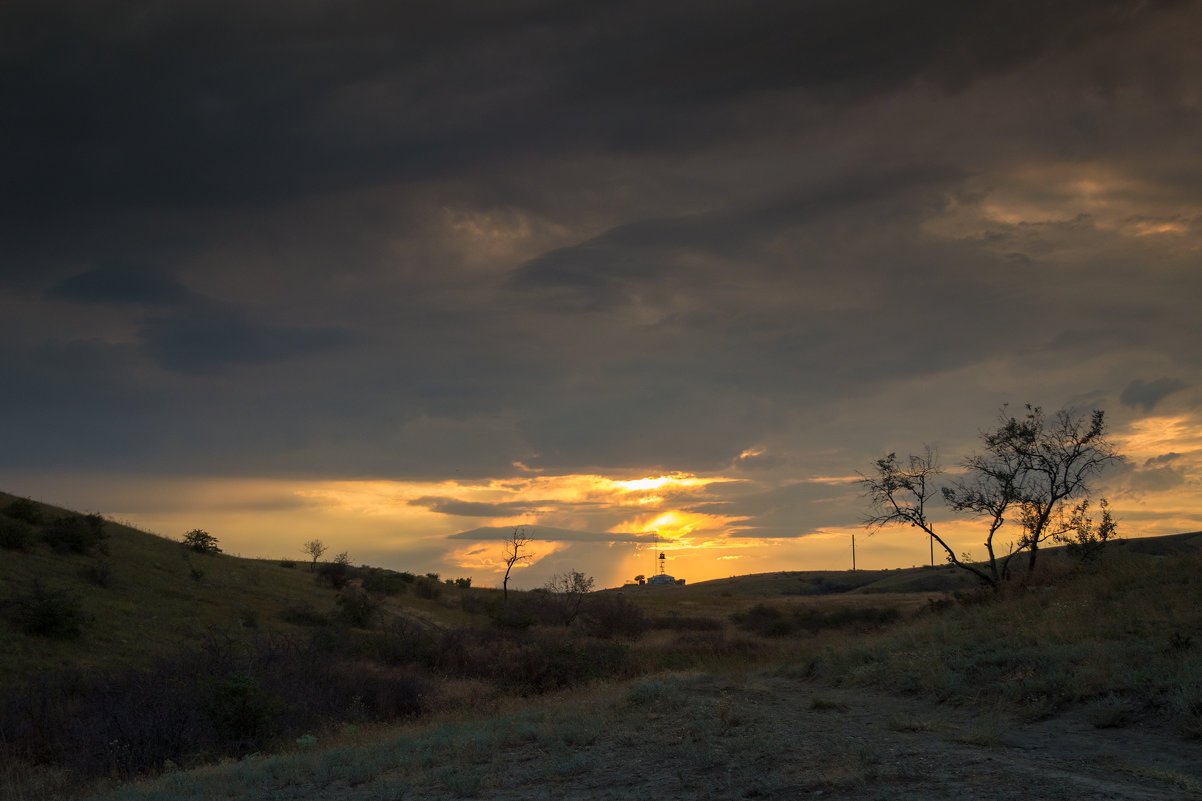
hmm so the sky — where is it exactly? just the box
[2,0,1201,589]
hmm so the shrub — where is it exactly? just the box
[414,576,442,599]
[8,582,91,638]
[3,497,42,524]
[202,672,282,748]
[337,588,378,628]
[361,569,411,595]
[582,594,650,639]
[41,513,107,554]
[732,604,793,637]
[318,552,353,589]
[0,515,36,550]
[434,629,633,693]
[183,529,221,554]
[279,558,297,569]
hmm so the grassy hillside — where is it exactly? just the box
[62,533,1202,801]
[0,491,472,677]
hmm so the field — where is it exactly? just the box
[2,491,1200,800]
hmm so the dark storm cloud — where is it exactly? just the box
[1,0,1198,497]
[1120,378,1190,411]
[0,0,1174,235]
[137,307,356,374]
[48,264,196,307]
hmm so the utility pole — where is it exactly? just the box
[851,533,856,571]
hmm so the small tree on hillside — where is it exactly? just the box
[183,529,221,554]
[501,526,534,603]
[302,539,327,572]
[861,404,1121,591]
[544,569,595,626]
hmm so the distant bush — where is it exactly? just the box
[3,497,42,524]
[581,594,650,639]
[435,629,634,693]
[361,569,411,595]
[337,587,378,628]
[317,552,353,589]
[0,515,36,550]
[732,604,793,637]
[42,513,107,554]
[414,576,443,599]
[7,581,91,638]
[279,558,297,569]
[183,529,221,554]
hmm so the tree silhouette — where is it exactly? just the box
[862,405,1121,590]
[502,526,534,603]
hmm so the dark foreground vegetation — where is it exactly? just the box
[2,491,1200,800]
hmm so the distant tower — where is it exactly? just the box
[658,550,667,576]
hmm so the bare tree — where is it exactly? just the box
[302,539,327,572]
[501,526,534,603]
[862,405,1121,591]
[544,569,595,626]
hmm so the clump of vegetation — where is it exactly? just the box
[5,581,91,638]
[317,551,354,589]
[3,496,43,525]
[336,587,378,628]
[183,529,221,554]
[41,513,107,554]
[0,515,37,550]
[732,604,900,637]
[797,550,1202,736]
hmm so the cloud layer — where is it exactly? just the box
[3,1,1200,579]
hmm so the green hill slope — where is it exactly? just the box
[0,491,461,677]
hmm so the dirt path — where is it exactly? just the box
[393,673,1202,801]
